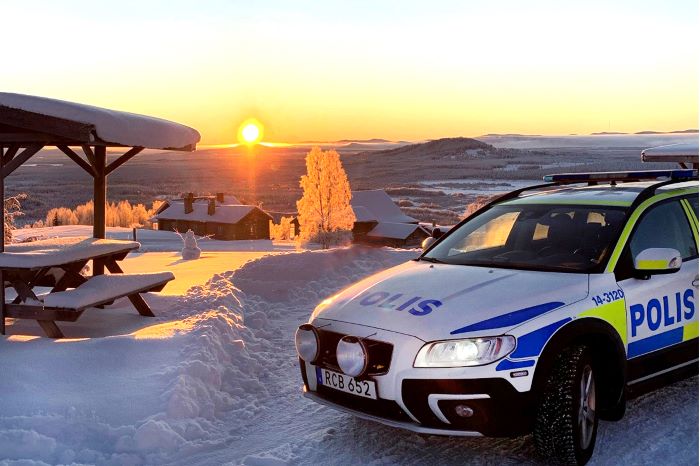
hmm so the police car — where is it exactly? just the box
[295,143,699,465]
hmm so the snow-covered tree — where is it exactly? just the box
[270,216,295,240]
[4,194,27,243]
[47,199,161,229]
[296,147,355,248]
[45,207,78,226]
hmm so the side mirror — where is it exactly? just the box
[422,236,437,251]
[634,248,682,276]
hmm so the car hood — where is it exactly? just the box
[311,260,589,341]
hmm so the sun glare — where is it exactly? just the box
[238,118,264,146]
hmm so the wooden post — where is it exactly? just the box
[93,146,106,275]
[1,145,5,335]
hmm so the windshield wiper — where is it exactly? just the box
[418,256,446,264]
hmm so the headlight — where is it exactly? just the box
[336,336,368,377]
[295,324,320,363]
[414,336,516,368]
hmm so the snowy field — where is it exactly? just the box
[0,231,697,465]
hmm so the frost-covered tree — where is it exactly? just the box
[296,147,355,248]
[270,216,295,240]
[4,194,27,243]
[47,199,161,229]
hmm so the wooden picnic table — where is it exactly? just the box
[0,237,174,338]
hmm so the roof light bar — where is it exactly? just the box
[543,169,698,183]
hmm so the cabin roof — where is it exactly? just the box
[351,190,417,223]
[155,203,271,224]
[0,92,200,150]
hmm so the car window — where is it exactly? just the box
[448,211,519,254]
[629,200,697,260]
[687,196,699,216]
[424,204,627,272]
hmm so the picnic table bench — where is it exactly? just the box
[1,237,174,338]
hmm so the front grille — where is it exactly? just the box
[315,329,393,376]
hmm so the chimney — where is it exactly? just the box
[216,192,225,203]
[208,198,216,216]
[184,193,194,214]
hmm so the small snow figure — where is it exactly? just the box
[180,229,201,260]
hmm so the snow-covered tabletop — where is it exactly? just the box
[0,237,140,269]
[43,272,174,309]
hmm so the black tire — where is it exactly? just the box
[534,345,598,465]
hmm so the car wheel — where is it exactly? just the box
[534,345,598,465]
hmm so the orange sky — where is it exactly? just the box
[2,1,698,144]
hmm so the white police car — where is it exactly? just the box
[296,143,699,465]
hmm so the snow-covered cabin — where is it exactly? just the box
[350,190,428,247]
[154,193,272,240]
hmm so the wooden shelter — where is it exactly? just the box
[0,92,200,334]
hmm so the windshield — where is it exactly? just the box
[423,203,627,272]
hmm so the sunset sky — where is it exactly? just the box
[3,0,698,144]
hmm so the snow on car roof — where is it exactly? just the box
[367,222,428,239]
[0,92,200,150]
[351,190,417,223]
[155,202,271,224]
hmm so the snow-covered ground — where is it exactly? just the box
[12,226,306,253]
[1,231,697,465]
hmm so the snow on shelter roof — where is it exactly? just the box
[0,92,200,150]
[351,190,417,223]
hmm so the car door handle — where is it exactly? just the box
[693,276,699,288]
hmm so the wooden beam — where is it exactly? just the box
[0,133,77,144]
[105,147,143,175]
[82,145,96,169]
[93,146,106,277]
[0,106,94,143]
[1,144,43,178]
[2,145,19,164]
[1,146,4,334]
[57,145,96,176]
[4,304,83,322]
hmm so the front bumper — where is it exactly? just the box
[303,390,482,436]
[301,362,535,437]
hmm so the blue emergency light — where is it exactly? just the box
[543,169,698,184]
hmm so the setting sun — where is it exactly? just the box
[238,118,264,145]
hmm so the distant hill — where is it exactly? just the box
[635,129,698,135]
[362,137,494,158]
[336,138,391,143]
[669,129,699,134]
[480,133,542,137]
[591,131,628,135]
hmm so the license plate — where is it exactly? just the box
[315,367,377,400]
